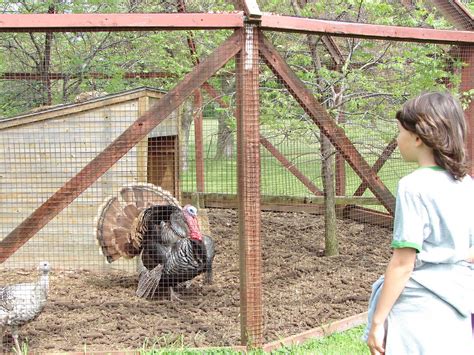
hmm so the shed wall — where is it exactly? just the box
[0,97,178,270]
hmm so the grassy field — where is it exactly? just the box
[181,118,417,205]
[139,325,370,354]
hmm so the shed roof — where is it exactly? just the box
[0,86,166,130]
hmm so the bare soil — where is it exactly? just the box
[1,208,392,353]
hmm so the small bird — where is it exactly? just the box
[95,184,215,300]
[0,261,50,353]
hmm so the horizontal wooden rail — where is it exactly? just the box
[261,14,474,44]
[182,192,393,227]
[0,12,471,46]
[0,12,244,32]
[183,192,381,206]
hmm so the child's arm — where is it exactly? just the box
[367,247,416,354]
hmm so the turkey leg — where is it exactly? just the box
[11,326,21,354]
[169,287,183,302]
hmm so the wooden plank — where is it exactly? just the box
[460,46,474,177]
[0,30,243,263]
[428,0,473,31]
[241,0,262,22]
[343,205,393,228]
[261,14,474,44]
[0,13,244,32]
[353,138,397,196]
[236,24,263,347]
[183,192,380,206]
[260,136,323,196]
[259,33,395,214]
[263,312,368,353]
[0,90,151,130]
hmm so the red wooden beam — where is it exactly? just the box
[343,205,393,228]
[260,136,323,196]
[259,32,396,214]
[0,12,244,32]
[236,25,263,347]
[0,29,243,263]
[321,35,344,67]
[460,46,474,177]
[428,0,473,31]
[353,138,398,197]
[335,110,346,197]
[261,14,474,44]
[202,82,228,108]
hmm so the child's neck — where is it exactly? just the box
[417,146,436,168]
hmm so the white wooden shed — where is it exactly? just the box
[0,87,181,270]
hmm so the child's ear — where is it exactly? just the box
[414,135,423,147]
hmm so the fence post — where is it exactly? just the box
[460,46,474,177]
[236,23,263,348]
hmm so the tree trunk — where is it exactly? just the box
[215,77,234,159]
[291,0,338,256]
[215,116,234,158]
[321,133,338,256]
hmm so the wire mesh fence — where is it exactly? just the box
[0,1,472,353]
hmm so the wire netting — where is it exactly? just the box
[0,1,472,353]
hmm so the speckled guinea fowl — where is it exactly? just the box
[0,261,50,353]
[95,184,215,300]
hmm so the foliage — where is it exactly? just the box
[0,1,233,117]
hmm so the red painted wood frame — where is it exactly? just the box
[0,13,471,44]
[236,24,263,348]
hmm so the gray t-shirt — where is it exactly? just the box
[392,166,474,314]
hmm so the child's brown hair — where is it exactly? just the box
[396,92,469,180]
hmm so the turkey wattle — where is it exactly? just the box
[95,184,215,300]
[0,261,50,353]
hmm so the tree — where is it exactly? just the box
[258,0,465,255]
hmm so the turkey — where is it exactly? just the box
[95,184,215,300]
[0,261,50,353]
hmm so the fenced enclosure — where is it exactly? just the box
[0,0,472,353]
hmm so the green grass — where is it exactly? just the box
[139,325,370,354]
[271,325,370,355]
[182,118,417,208]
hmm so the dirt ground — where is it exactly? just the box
[1,208,392,353]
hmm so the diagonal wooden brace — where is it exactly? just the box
[0,29,243,263]
[259,32,395,214]
[353,138,398,197]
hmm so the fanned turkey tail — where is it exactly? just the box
[95,183,181,263]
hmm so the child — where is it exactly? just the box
[365,92,474,355]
